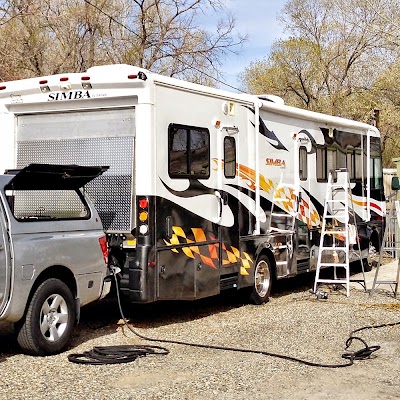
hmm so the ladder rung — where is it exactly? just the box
[271,212,293,217]
[318,263,349,267]
[320,247,346,251]
[315,279,349,284]
[374,280,398,285]
[326,200,346,205]
[268,228,295,234]
[276,261,288,266]
[322,230,348,235]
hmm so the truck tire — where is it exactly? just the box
[16,278,76,356]
[249,255,273,305]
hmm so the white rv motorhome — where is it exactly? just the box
[0,64,385,304]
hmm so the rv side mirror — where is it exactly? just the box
[391,176,400,191]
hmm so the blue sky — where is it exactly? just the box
[212,0,288,91]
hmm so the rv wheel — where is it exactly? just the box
[16,278,76,356]
[250,255,272,305]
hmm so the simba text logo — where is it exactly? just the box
[266,158,286,168]
[48,90,91,101]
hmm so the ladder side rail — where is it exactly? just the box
[313,172,333,292]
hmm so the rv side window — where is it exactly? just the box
[327,148,337,176]
[337,148,346,170]
[224,137,236,179]
[346,149,355,180]
[316,146,327,181]
[299,146,307,181]
[370,137,383,189]
[355,149,362,179]
[168,124,210,179]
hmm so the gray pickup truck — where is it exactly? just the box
[0,164,111,355]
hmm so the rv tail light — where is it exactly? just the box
[137,196,150,236]
[81,76,92,89]
[139,211,148,222]
[60,77,69,82]
[0,85,6,90]
[139,198,149,209]
[39,79,50,92]
[139,224,149,235]
[98,236,108,264]
[40,85,51,93]
[128,72,147,81]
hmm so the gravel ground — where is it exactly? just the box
[0,273,399,400]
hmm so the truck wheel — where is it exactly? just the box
[249,255,272,305]
[16,278,76,356]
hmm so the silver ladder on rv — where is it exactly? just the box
[267,169,299,272]
[313,168,366,297]
[370,192,400,298]
[268,170,299,233]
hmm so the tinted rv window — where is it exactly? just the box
[337,149,346,170]
[299,146,307,181]
[370,137,383,190]
[355,149,362,179]
[168,124,210,179]
[346,149,355,180]
[224,137,236,178]
[327,148,337,175]
[316,146,327,181]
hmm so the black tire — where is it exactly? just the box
[16,278,76,356]
[249,255,273,305]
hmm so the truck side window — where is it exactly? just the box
[168,124,210,179]
[224,136,236,179]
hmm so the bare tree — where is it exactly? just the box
[240,0,388,118]
[0,0,246,85]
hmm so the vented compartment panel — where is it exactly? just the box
[17,136,134,231]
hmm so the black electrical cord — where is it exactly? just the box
[67,344,169,365]
[67,270,394,367]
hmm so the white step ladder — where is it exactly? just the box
[370,193,400,298]
[313,168,366,297]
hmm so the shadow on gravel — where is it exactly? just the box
[0,266,367,355]
[69,266,361,348]
[0,322,20,361]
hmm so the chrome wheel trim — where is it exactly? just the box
[255,260,271,298]
[40,294,69,342]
